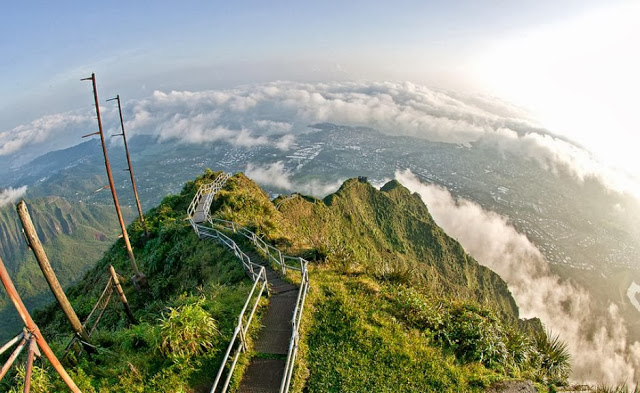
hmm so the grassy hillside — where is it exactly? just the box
[0,170,569,392]
[214,173,564,391]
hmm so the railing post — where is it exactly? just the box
[263,268,271,297]
[281,251,287,276]
[238,321,247,352]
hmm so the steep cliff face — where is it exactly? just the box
[0,208,23,264]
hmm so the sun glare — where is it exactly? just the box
[474,2,640,178]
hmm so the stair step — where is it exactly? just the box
[237,358,286,393]
[254,295,296,354]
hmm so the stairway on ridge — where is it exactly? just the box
[236,249,299,393]
[192,193,210,224]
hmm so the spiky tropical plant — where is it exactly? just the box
[504,327,532,373]
[8,365,52,393]
[531,330,570,385]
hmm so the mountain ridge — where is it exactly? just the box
[1,171,567,392]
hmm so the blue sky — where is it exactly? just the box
[2,0,639,176]
[0,1,608,119]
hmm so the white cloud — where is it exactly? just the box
[245,162,292,190]
[114,81,640,198]
[396,169,640,385]
[245,161,342,197]
[274,134,295,151]
[4,81,637,198]
[0,186,27,207]
[253,119,293,133]
[0,112,93,158]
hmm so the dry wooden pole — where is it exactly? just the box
[109,265,137,325]
[23,337,37,393]
[0,332,24,356]
[81,73,146,287]
[107,95,148,237]
[0,335,27,381]
[16,201,91,343]
[0,255,82,392]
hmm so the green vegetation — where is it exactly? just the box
[1,170,571,391]
[1,170,256,392]
[159,298,220,360]
[212,173,569,391]
[0,197,131,340]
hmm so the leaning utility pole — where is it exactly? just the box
[16,201,91,344]
[0,255,82,392]
[82,73,146,288]
[107,95,148,237]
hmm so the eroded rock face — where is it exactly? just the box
[485,380,536,393]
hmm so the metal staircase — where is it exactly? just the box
[187,172,309,393]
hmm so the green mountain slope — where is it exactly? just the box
[214,173,557,391]
[1,170,567,392]
[0,197,130,340]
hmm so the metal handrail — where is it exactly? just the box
[209,218,306,274]
[187,173,230,229]
[280,259,309,392]
[206,217,310,393]
[194,223,268,392]
[187,173,310,393]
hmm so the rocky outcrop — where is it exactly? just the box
[485,381,536,393]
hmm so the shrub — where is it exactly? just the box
[120,323,160,352]
[159,299,220,361]
[8,365,52,393]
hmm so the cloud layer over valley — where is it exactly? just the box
[1,81,636,198]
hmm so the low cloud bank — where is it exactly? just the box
[396,169,640,385]
[0,186,27,207]
[245,161,343,197]
[3,81,636,197]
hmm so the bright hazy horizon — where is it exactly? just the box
[1,0,639,185]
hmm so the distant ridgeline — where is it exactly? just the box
[4,170,567,392]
